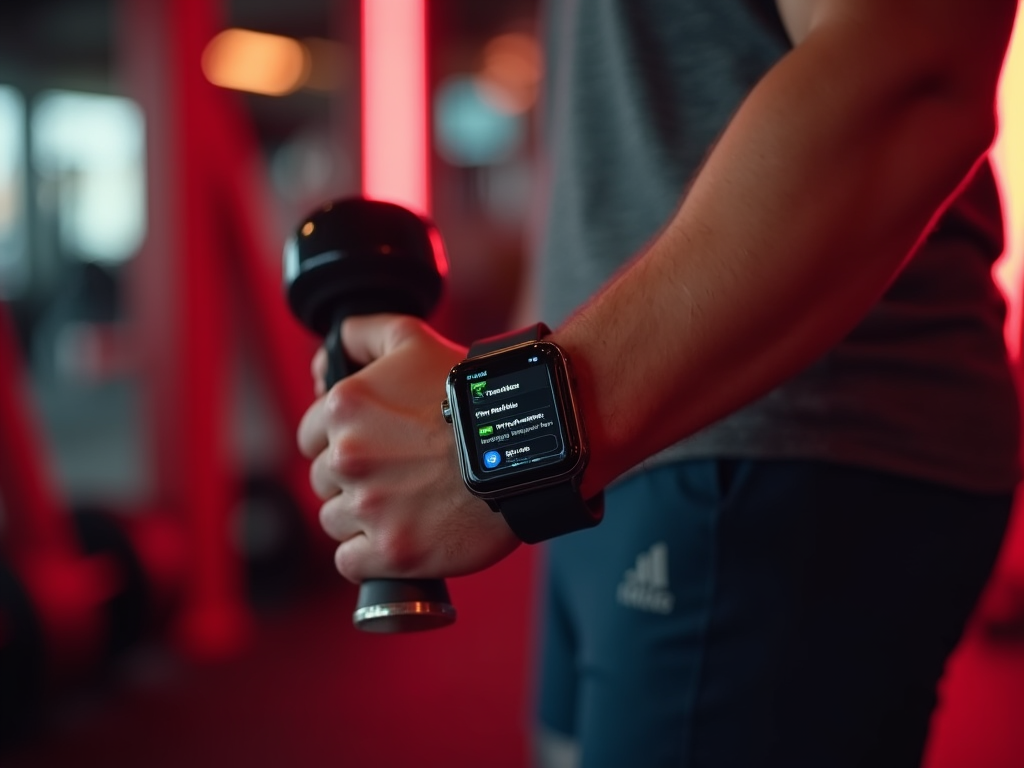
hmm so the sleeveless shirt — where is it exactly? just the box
[536,0,1021,492]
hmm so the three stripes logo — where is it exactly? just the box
[616,542,675,615]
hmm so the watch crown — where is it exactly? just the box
[441,399,452,423]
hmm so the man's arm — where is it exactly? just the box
[561,0,1018,498]
[299,0,1017,583]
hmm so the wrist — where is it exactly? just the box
[545,324,617,500]
[443,324,603,542]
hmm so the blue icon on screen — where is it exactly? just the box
[483,450,502,468]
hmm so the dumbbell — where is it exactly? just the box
[283,197,456,633]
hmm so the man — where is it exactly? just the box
[298,1,1021,765]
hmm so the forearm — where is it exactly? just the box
[554,2,1016,498]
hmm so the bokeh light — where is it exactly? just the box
[202,29,311,97]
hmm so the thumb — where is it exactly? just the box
[340,313,425,367]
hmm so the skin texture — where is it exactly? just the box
[299,319,517,581]
[297,0,1018,583]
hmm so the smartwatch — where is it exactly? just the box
[442,323,604,544]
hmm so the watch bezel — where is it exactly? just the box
[445,340,588,499]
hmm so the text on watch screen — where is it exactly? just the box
[466,361,565,476]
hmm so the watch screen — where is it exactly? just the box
[452,344,576,486]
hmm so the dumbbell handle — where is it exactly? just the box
[324,310,456,633]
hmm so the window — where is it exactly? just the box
[0,85,27,298]
[31,90,146,265]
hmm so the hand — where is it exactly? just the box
[297,314,521,583]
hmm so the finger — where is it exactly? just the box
[318,492,362,544]
[311,347,328,397]
[334,535,373,584]
[296,396,329,459]
[321,497,371,584]
[319,493,374,583]
[340,313,422,368]
[308,447,341,501]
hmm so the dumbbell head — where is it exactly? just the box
[283,197,447,335]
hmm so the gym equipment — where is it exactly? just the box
[0,302,113,747]
[71,507,162,661]
[232,474,313,610]
[0,300,186,749]
[0,557,45,749]
[283,197,456,633]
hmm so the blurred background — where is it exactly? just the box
[0,1,1023,767]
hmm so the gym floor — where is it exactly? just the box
[3,551,1024,768]
[2,546,541,768]
[5,374,1024,767]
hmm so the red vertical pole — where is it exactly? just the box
[117,0,249,657]
[0,307,74,559]
[207,94,322,519]
[361,0,430,215]
[0,305,109,678]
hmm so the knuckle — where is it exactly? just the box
[388,315,424,345]
[347,484,385,525]
[376,531,424,575]
[323,378,367,423]
[326,436,371,479]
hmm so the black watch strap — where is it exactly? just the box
[468,322,551,357]
[464,322,603,544]
[496,484,604,544]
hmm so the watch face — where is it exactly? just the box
[447,341,585,495]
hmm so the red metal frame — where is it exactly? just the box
[0,304,109,680]
[117,0,323,658]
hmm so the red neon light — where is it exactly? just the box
[993,8,1024,358]
[427,224,450,278]
[361,0,429,216]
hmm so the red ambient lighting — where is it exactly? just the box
[993,9,1024,358]
[427,224,450,278]
[361,0,429,216]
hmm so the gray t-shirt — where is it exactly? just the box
[536,0,1021,492]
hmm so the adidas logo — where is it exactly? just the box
[616,542,675,615]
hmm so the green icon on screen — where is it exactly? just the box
[479,425,494,437]
[470,381,487,399]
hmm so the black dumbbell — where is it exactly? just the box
[284,197,456,633]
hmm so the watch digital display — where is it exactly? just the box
[447,342,584,494]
